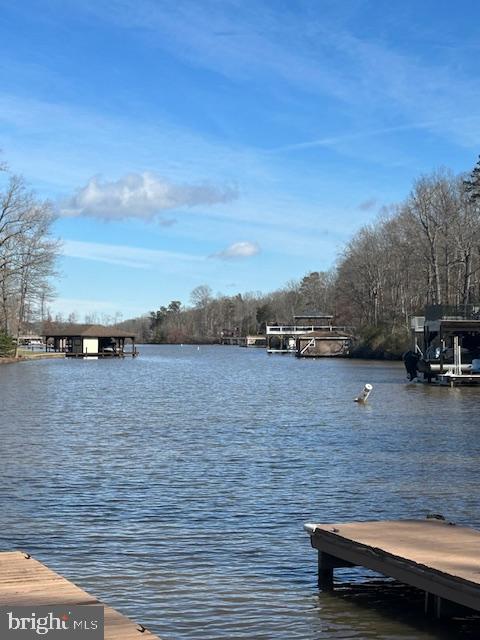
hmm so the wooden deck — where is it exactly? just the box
[437,372,480,386]
[305,519,480,616]
[64,351,138,358]
[0,551,160,639]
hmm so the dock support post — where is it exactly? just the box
[424,592,442,618]
[317,551,335,591]
[424,591,432,615]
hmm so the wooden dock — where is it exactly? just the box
[0,551,160,639]
[305,519,480,617]
[437,372,480,386]
[64,351,138,358]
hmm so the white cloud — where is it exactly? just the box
[62,239,202,269]
[212,241,260,260]
[61,172,238,221]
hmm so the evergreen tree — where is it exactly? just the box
[0,331,15,357]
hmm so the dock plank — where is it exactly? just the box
[306,519,480,612]
[0,552,160,639]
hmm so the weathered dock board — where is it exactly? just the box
[305,519,480,615]
[0,551,160,639]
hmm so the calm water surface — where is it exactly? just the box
[1,345,480,639]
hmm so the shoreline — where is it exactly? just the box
[0,353,65,364]
[1,345,404,363]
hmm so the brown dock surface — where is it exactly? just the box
[0,551,160,639]
[305,519,480,613]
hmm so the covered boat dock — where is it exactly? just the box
[413,305,480,384]
[266,312,351,355]
[44,324,137,358]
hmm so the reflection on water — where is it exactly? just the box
[1,345,480,638]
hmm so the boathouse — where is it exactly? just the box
[412,304,480,384]
[266,312,351,355]
[296,328,352,357]
[44,324,137,358]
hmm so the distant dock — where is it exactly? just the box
[266,312,352,355]
[0,551,160,639]
[305,519,480,617]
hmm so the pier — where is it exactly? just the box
[0,551,160,639]
[305,519,480,617]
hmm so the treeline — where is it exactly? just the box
[335,162,480,355]
[4,156,479,359]
[118,272,334,343]
[124,159,480,356]
[0,162,58,356]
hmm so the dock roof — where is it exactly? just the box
[44,323,136,338]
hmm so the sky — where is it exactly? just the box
[1,0,480,320]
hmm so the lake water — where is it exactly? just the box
[1,345,480,639]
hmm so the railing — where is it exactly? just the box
[300,337,315,355]
[425,304,480,321]
[267,325,337,333]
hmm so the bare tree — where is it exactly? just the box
[0,170,59,351]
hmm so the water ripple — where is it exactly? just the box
[1,346,480,638]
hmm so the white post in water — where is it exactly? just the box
[354,384,373,403]
[454,336,462,376]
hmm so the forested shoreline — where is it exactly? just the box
[2,158,480,359]
[119,160,480,358]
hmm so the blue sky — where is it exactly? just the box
[1,0,480,319]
